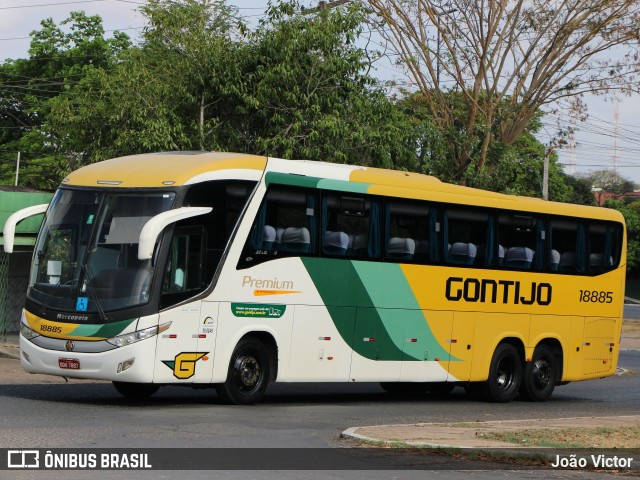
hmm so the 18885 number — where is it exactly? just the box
[579,290,613,303]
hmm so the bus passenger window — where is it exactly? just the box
[385,200,438,263]
[550,219,586,274]
[240,187,317,267]
[445,207,493,267]
[322,193,380,260]
[588,222,621,274]
[498,213,545,271]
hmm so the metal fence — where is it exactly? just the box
[0,252,9,342]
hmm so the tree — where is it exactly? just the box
[0,12,130,188]
[397,91,580,200]
[604,199,640,272]
[240,0,414,168]
[47,0,246,159]
[47,0,414,169]
[366,0,640,183]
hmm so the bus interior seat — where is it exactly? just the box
[323,231,349,256]
[279,227,311,253]
[498,244,505,266]
[386,237,416,262]
[550,249,560,271]
[351,233,369,257]
[559,251,576,272]
[589,253,612,273]
[504,246,534,269]
[275,227,285,247]
[414,239,429,262]
[448,242,477,265]
[262,225,276,250]
[91,247,121,272]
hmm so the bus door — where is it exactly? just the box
[153,226,213,383]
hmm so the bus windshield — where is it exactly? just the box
[28,188,175,314]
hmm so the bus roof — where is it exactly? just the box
[62,152,268,188]
[62,151,622,223]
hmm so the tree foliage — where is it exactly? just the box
[366,0,640,184]
[0,0,599,206]
[604,199,640,272]
[45,0,414,170]
[0,12,130,189]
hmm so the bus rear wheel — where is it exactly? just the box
[481,343,522,402]
[216,337,270,405]
[112,381,159,399]
[519,345,557,402]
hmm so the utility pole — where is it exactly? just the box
[14,152,20,187]
[543,140,566,200]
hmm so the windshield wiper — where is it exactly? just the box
[81,264,109,323]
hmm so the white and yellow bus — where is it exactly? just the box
[3,152,626,404]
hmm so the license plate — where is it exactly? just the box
[59,358,80,370]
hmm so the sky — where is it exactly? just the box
[2,0,640,185]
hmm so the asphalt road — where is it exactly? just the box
[0,352,638,479]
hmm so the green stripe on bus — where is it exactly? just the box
[302,258,406,360]
[302,258,458,361]
[316,179,370,194]
[264,172,321,189]
[69,318,136,339]
[264,172,371,194]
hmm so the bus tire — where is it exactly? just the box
[380,382,428,396]
[112,381,159,399]
[216,337,270,405]
[481,343,522,403]
[519,345,557,402]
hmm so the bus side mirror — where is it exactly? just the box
[3,203,49,253]
[138,207,212,260]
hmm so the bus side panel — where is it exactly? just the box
[445,311,476,382]
[527,314,570,358]
[469,313,529,382]
[581,317,618,379]
[153,301,203,383]
[349,308,402,382]
[210,302,293,383]
[287,305,355,382]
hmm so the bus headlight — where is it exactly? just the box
[20,321,40,340]
[106,322,171,347]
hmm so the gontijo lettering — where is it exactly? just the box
[446,276,552,306]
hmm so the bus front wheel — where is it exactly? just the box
[519,345,557,402]
[112,381,159,399]
[481,343,522,403]
[216,337,270,405]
